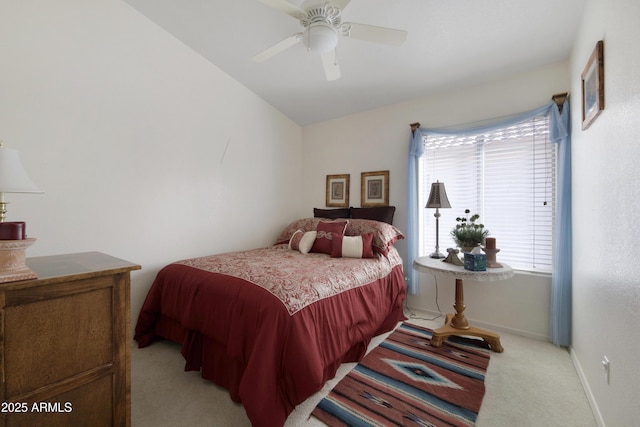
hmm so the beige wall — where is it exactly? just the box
[0,0,303,328]
[570,0,640,425]
[302,62,570,340]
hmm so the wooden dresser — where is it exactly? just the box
[0,252,140,427]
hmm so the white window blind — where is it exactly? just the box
[418,115,556,272]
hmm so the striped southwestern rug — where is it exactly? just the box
[312,323,491,427]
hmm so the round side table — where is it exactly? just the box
[413,256,514,352]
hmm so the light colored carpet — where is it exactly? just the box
[131,313,597,426]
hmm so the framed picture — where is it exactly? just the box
[581,40,604,130]
[361,170,389,207]
[326,174,350,207]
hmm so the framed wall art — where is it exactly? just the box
[581,40,604,130]
[326,174,350,207]
[361,170,389,207]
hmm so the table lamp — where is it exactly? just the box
[0,140,42,282]
[426,180,451,258]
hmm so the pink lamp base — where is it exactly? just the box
[0,238,37,283]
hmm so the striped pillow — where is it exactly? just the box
[330,232,375,258]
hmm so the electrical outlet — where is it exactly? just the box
[601,356,610,384]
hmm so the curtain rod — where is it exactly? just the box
[409,92,570,130]
[552,92,569,114]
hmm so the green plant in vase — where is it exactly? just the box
[451,209,489,252]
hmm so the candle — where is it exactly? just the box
[485,237,496,249]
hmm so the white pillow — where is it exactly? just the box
[289,230,317,254]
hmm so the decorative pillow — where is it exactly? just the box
[311,220,348,255]
[350,206,396,225]
[330,232,375,258]
[275,218,324,245]
[345,219,404,255]
[313,208,351,219]
[289,230,317,254]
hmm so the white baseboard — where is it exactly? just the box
[570,347,606,427]
[405,305,549,342]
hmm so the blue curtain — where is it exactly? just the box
[406,128,424,294]
[549,100,572,347]
[405,100,572,345]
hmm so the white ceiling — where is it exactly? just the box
[124,0,585,126]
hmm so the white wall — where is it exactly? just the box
[302,62,570,340]
[4,1,637,424]
[570,0,640,425]
[0,0,303,328]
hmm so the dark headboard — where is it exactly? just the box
[314,206,396,225]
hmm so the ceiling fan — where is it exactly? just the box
[252,0,408,81]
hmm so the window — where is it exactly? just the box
[418,114,556,272]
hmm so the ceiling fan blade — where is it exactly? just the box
[252,33,303,62]
[255,0,307,19]
[321,50,341,81]
[329,0,351,10]
[342,22,407,46]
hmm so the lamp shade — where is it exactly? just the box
[304,22,339,53]
[0,146,42,194]
[426,181,451,209]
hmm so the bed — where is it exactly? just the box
[134,216,406,427]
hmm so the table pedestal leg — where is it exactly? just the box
[430,278,504,353]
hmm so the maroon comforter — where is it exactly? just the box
[135,244,406,426]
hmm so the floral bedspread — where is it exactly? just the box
[176,244,403,315]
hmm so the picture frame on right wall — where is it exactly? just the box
[581,40,604,130]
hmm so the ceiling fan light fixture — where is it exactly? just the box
[304,22,338,53]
